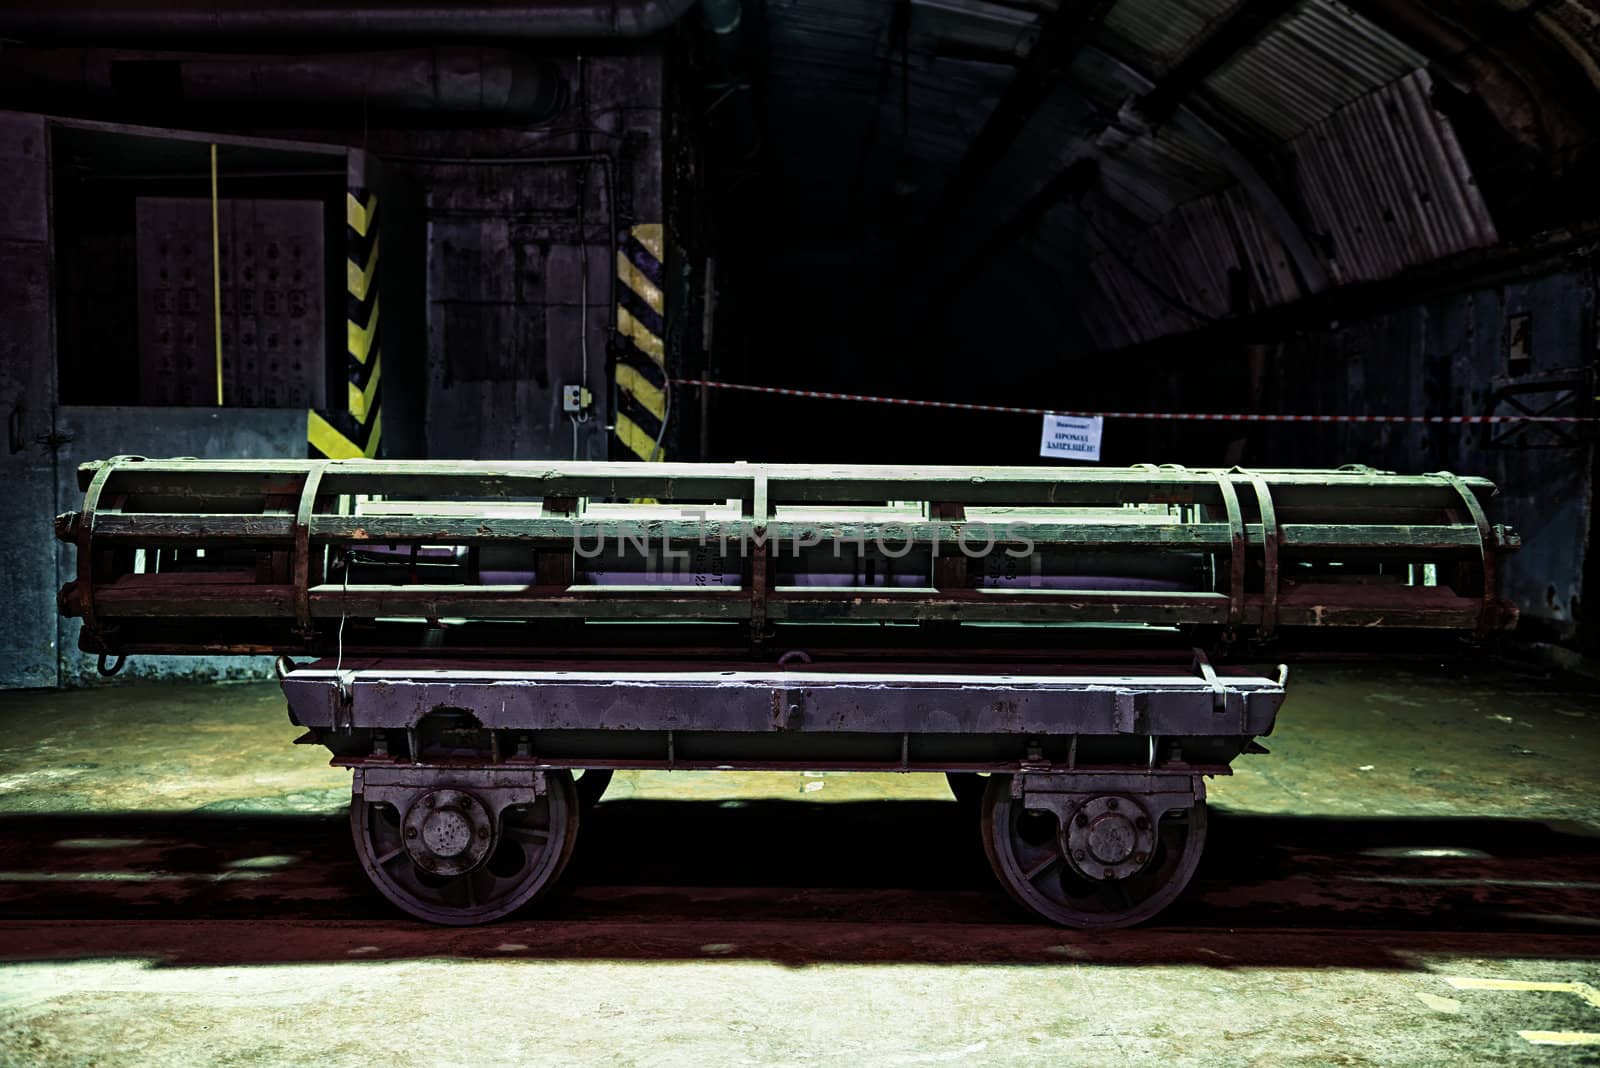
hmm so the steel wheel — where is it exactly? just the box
[980,774,1207,928]
[352,770,580,925]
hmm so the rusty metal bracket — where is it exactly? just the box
[75,456,132,639]
[1237,469,1280,639]
[292,462,328,637]
[354,764,549,804]
[330,669,357,732]
[1434,471,1496,638]
[1485,369,1593,450]
[1192,646,1226,712]
[1214,472,1246,627]
[1016,773,1205,818]
[748,468,769,643]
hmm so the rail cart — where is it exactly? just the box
[57,458,1519,926]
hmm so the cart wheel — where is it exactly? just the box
[979,774,1207,928]
[945,772,989,808]
[352,770,579,925]
[574,768,614,809]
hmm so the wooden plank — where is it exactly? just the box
[1272,583,1483,628]
[322,515,742,544]
[90,581,754,621]
[308,585,753,621]
[1279,524,1481,551]
[533,496,576,590]
[92,582,298,617]
[766,521,1229,548]
[85,459,758,501]
[88,513,297,541]
[768,590,1233,625]
[86,513,1234,551]
[83,580,1497,631]
[89,512,1480,556]
[81,459,1497,512]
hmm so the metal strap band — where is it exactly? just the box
[1238,470,1280,638]
[1215,473,1246,626]
[293,462,329,635]
[1435,471,1496,636]
[748,469,769,641]
[76,457,127,637]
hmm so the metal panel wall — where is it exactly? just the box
[134,196,326,408]
[1267,268,1595,640]
[0,111,58,689]
[411,54,660,462]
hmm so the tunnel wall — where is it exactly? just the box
[1267,267,1596,643]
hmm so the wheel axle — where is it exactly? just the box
[980,773,1208,928]
[351,767,579,925]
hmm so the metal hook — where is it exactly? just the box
[97,652,126,677]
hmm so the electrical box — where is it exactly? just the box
[562,384,593,414]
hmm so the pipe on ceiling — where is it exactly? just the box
[0,48,568,121]
[0,0,700,43]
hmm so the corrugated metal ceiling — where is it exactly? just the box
[1100,0,1238,73]
[1206,0,1426,141]
[761,0,1506,349]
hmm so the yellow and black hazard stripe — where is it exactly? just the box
[614,223,669,461]
[308,187,383,459]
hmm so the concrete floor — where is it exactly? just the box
[1,661,1598,1066]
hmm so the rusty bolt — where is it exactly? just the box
[1106,798,1119,810]
[405,827,418,839]
[1072,849,1086,861]
[479,829,490,840]
[1133,852,1148,864]
[1074,813,1089,827]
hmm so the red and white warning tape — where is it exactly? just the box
[671,378,1594,425]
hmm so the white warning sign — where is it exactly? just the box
[1039,413,1103,462]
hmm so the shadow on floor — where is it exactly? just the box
[1,798,1597,969]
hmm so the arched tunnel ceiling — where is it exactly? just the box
[758,0,1600,351]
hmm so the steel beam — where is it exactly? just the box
[953,156,1100,281]
[280,662,1287,736]
[936,0,1117,216]
[1074,48,1332,295]
[956,11,1333,296]
[1134,0,1298,124]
